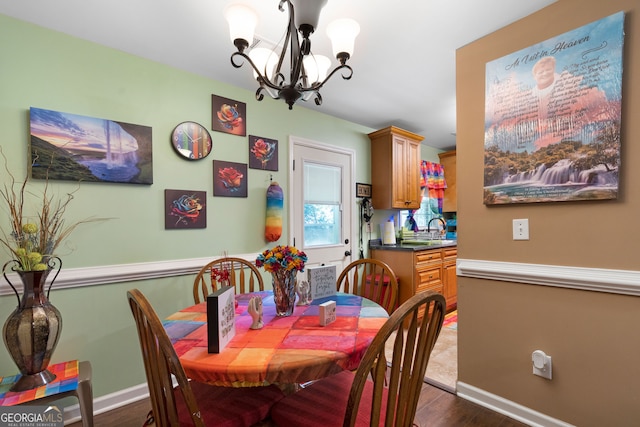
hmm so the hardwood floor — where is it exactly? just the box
[67,383,528,427]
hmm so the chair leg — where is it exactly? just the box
[76,361,94,427]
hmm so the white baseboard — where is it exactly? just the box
[63,382,149,425]
[456,382,575,427]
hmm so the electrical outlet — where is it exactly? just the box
[532,350,552,380]
[513,219,529,240]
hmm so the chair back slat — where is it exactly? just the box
[337,259,399,314]
[128,289,205,427]
[193,257,264,303]
[344,290,446,427]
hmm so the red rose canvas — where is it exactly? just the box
[249,135,278,171]
[211,95,246,136]
[213,160,248,198]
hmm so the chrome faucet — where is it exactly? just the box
[427,217,447,233]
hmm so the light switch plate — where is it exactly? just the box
[513,219,529,240]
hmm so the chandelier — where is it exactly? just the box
[225,0,360,110]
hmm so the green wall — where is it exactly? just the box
[0,14,376,269]
[0,14,445,403]
[0,14,376,399]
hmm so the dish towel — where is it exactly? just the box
[420,161,447,214]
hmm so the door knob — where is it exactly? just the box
[344,250,352,256]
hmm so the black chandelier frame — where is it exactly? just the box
[230,0,353,109]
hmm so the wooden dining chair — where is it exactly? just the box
[270,290,446,427]
[193,257,264,303]
[336,258,399,314]
[127,289,284,427]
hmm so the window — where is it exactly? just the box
[398,192,440,232]
[303,163,341,247]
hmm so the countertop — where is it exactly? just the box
[369,239,457,252]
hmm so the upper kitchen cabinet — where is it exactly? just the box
[438,150,457,212]
[368,126,424,210]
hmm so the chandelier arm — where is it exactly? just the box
[227,0,356,109]
[313,91,323,106]
[230,51,287,92]
[313,63,354,91]
[273,72,286,87]
[273,16,292,78]
[283,0,304,90]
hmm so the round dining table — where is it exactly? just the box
[164,291,389,387]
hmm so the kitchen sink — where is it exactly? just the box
[401,239,456,246]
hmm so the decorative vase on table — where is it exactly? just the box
[256,245,307,318]
[2,257,63,392]
[271,270,298,317]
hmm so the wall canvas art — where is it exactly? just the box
[29,107,153,184]
[483,12,624,205]
[248,135,278,171]
[211,95,246,136]
[164,189,206,229]
[213,160,247,197]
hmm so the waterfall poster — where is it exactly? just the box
[483,12,624,205]
[30,107,153,184]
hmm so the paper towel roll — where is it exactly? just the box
[382,221,396,245]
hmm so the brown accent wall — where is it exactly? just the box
[456,0,640,425]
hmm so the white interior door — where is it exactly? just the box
[290,136,355,273]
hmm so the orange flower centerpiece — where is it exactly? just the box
[256,245,307,316]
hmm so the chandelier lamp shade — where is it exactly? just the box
[225,0,360,110]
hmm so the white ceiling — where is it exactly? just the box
[1,0,557,150]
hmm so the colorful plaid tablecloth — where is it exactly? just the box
[0,360,79,406]
[165,292,388,387]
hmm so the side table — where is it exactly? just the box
[0,360,93,427]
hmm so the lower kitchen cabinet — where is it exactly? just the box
[371,246,457,315]
[442,247,458,312]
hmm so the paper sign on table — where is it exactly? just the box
[308,265,336,299]
[207,286,236,353]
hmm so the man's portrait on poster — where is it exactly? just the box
[483,12,624,205]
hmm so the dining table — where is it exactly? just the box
[164,291,389,388]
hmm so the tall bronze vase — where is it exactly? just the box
[271,270,297,317]
[2,258,63,391]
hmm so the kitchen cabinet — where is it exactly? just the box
[438,150,457,212]
[442,247,457,311]
[370,245,457,317]
[368,126,424,210]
